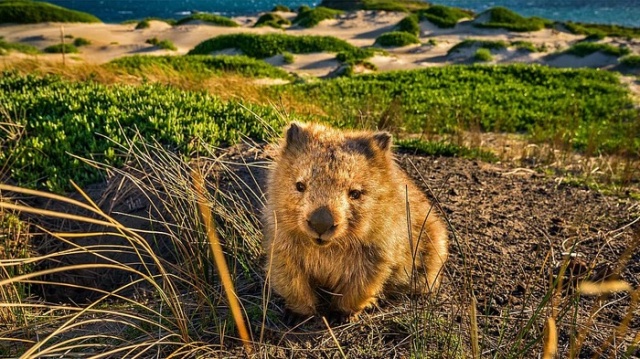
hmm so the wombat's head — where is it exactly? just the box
[268,122,394,247]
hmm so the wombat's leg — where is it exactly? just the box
[333,267,391,315]
[269,263,317,316]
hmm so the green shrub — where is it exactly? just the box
[511,40,538,52]
[474,48,492,61]
[254,12,291,28]
[564,21,640,39]
[135,19,150,29]
[397,139,498,162]
[0,0,101,24]
[397,14,420,36]
[375,31,420,47]
[582,32,606,41]
[189,33,368,61]
[108,54,292,79]
[43,43,78,54]
[297,5,311,13]
[175,13,238,27]
[272,4,291,12]
[72,37,91,47]
[475,6,550,32]
[282,52,294,64]
[447,39,508,55]
[146,37,177,51]
[0,36,39,55]
[417,5,473,28]
[565,42,631,57]
[321,0,428,12]
[292,6,342,28]
[620,55,640,68]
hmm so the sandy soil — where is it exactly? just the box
[1,11,639,77]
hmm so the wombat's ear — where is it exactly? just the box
[284,122,309,151]
[372,131,392,152]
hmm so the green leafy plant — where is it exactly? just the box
[72,37,91,47]
[271,4,291,12]
[43,43,78,54]
[564,42,631,57]
[292,6,342,28]
[282,51,294,64]
[417,5,473,28]
[375,31,420,47]
[146,37,177,51]
[254,12,291,28]
[0,0,101,23]
[397,13,420,36]
[175,12,239,27]
[0,36,39,55]
[474,48,492,61]
[620,55,640,67]
[564,21,640,39]
[475,6,551,32]
[135,19,150,29]
[447,39,508,55]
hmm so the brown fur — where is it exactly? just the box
[263,122,449,316]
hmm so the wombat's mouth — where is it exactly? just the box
[314,237,330,246]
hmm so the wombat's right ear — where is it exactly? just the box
[284,122,309,151]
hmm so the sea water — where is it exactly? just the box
[45,0,640,27]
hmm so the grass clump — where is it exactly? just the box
[397,138,498,162]
[474,48,492,62]
[254,12,291,28]
[175,12,239,27]
[475,6,550,32]
[146,37,177,51]
[321,0,429,12]
[189,33,369,61]
[620,55,640,68]
[0,0,101,24]
[397,13,420,36]
[72,37,91,47]
[564,21,640,39]
[272,4,291,12]
[108,54,292,80]
[282,51,294,64]
[564,42,631,57]
[447,39,508,55]
[417,5,473,28]
[375,31,420,47]
[0,36,39,55]
[135,19,150,29]
[292,6,342,28]
[511,40,544,52]
[43,43,78,54]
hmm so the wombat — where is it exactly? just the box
[263,122,448,317]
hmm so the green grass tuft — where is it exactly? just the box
[254,12,291,28]
[0,0,101,23]
[375,31,420,47]
[146,37,177,51]
[417,5,473,28]
[292,6,342,28]
[43,43,78,54]
[108,54,292,79]
[397,13,420,36]
[474,48,493,62]
[447,39,508,55]
[321,0,429,12]
[175,12,239,27]
[135,19,150,29]
[475,6,551,32]
[272,4,291,12]
[397,139,498,162]
[0,36,39,55]
[188,33,370,62]
[620,55,640,68]
[564,42,631,57]
[564,21,640,39]
[72,37,91,47]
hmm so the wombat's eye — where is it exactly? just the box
[348,189,362,200]
[295,181,306,192]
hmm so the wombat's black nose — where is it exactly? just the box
[307,207,335,236]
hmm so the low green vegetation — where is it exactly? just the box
[474,48,492,61]
[447,39,508,55]
[275,65,638,156]
[564,21,640,39]
[175,13,239,27]
[475,6,550,32]
[108,54,292,80]
[417,5,473,28]
[135,19,150,29]
[397,138,498,162]
[321,0,429,12]
[620,55,640,67]
[72,37,91,47]
[564,42,631,57]
[43,43,78,54]
[397,14,420,36]
[254,12,291,28]
[271,4,291,12]
[146,37,177,51]
[0,36,39,55]
[0,0,101,24]
[282,51,295,64]
[188,33,373,63]
[511,40,542,52]
[292,6,342,28]
[375,31,420,47]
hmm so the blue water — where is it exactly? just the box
[46,0,640,27]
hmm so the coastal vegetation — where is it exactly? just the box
[254,12,291,28]
[43,43,78,54]
[473,48,492,61]
[292,6,342,27]
[417,5,473,28]
[621,55,640,67]
[321,0,429,12]
[396,13,420,36]
[375,31,420,47]
[0,36,39,55]
[447,39,508,55]
[564,42,632,57]
[474,6,551,32]
[0,0,101,23]
[175,12,239,27]
[564,21,640,39]
[145,37,177,51]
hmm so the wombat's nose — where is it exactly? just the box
[307,207,335,236]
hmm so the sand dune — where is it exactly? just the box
[0,10,637,76]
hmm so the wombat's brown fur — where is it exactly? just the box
[263,122,448,317]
